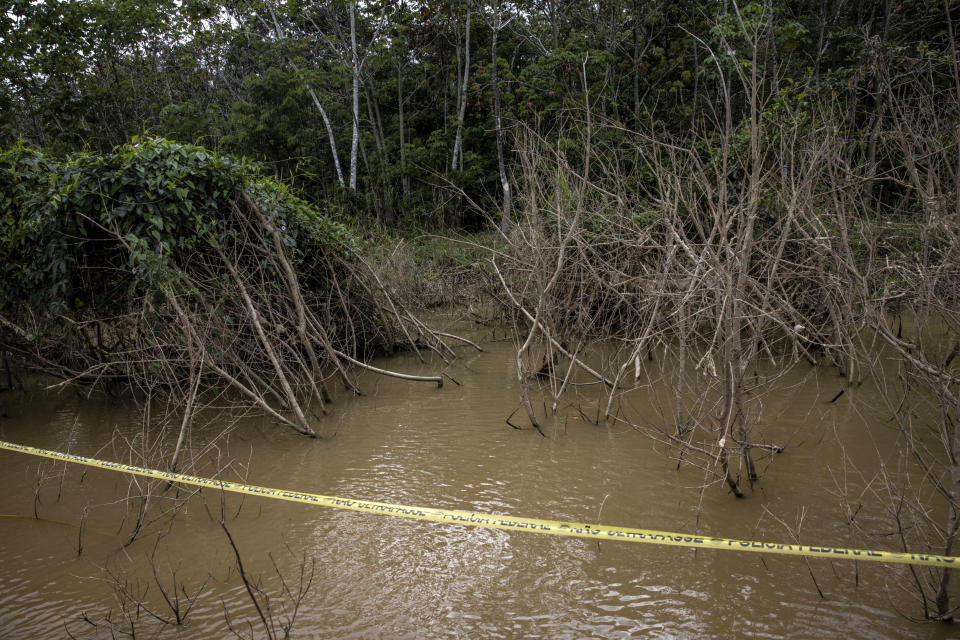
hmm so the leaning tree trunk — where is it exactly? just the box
[264,3,345,189]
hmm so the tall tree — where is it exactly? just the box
[262,0,347,188]
[349,0,361,190]
[488,1,515,226]
[451,2,471,171]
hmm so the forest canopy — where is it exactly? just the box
[0,138,356,315]
[2,0,957,229]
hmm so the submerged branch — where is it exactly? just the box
[332,349,443,387]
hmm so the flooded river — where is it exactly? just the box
[0,325,956,638]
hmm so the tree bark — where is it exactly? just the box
[264,3,345,188]
[451,3,471,171]
[397,59,410,199]
[349,1,360,191]
[307,86,346,188]
[491,7,511,227]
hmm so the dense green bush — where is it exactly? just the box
[0,138,358,315]
[0,138,441,434]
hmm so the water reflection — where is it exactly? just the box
[0,338,955,638]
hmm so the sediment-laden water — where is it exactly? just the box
[0,325,953,639]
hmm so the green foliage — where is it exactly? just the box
[2,0,958,235]
[405,232,499,268]
[0,144,65,310]
[0,138,357,315]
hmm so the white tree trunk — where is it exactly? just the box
[265,2,344,188]
[451,3,471,171]
[308,87,345,188]
[398,60,409,198]
[349,1,360,190]
[491,12,510,226]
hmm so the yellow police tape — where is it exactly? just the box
[1,439,955,568]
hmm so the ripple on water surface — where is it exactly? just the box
[0,340,955,638]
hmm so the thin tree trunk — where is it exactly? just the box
[451,3,471,171]
[217,247,314,436]
[366,86,385,156]
[690,36,698,129]
[349,1,360,191]
[307,87,346,188]
[550,0,559,50]
[365,85,393,224]
[264,3,345,189]
[633,1,641,118]
[806,0,829,92]
[244,192,329,415]
[397,60,410,199]
[491,14,511,227]
[443,47,450,138]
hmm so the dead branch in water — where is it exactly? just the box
[0,188,470,443]
[332,349,443,387]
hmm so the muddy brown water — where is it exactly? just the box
[0,327,956,638]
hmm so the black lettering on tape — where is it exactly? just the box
[3,440,960,568]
